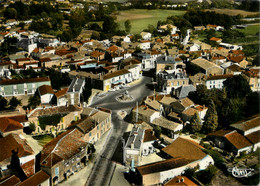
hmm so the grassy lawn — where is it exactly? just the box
[116,9,186,34]
[33,134,54,146]
[237,24,260,36]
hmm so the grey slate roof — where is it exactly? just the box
[156,56,176,64]
[67,78,85,93]
[174,85,196,99]
[125,127,144,149]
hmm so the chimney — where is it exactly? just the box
[131,143,134,149]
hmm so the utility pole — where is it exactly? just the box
[136,101,138,123]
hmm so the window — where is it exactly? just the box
[97,125,99,130]
[183,81,185,85]
[89,132,92,137]
[177,81,179,86]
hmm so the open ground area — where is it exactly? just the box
[238,24,260,36]
[116,9,186,34]
[206,8,259,17]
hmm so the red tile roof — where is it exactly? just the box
[0,32,9,36]
[32,48,39,53]
[55,88,68,98]
[107,45,118,52]
[21,159,35,177]
[225,131,252,150]
[38,85,54,95]
[212,56,225,60]
[210,37,222,42]
[0,175,20,186]
[208,129,234,137]
[0,134,34,162]
[243,69,260,78]
[246,131,260,144]
[16,58,31,62]
[162,137,205,161]
[231,50,244,56]
[228,56,245,63]
[207,24,218,28]
[7,115,28,123]
[0,117,24,133]
[0,77,50,85]
[165,176,197,186]
[18,170,50,186]
[207,74,233,80]
[143,129,157,142]
[40,129,87,168]
[136,157,192,176]
[0,61,13,66]
[55,49,76,56]
[231,114,260,132]
[91,51,104,58]
[103,69,130,80]
[39,57,51,63]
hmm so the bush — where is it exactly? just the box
[195,165,217,184]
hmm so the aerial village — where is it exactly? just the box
[0,0,259,186]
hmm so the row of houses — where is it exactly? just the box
[0,106,112,185]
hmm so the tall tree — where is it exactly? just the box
[124,20,131,34]
[190,112,202,133]
[223,75,251,99]
[28,95,40,109]
[0,96,8,111]
[203,100,218,134]
[9,96,21,109]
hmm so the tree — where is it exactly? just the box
[29,122,36,132]
[245,92,260,117]
[0,96,8,111]
[124,20,131,34]
[38,114,62,130]
[153,125,161,138]
[4,8,17,19]
[202,100,218,134]
[190,112,202,133]
[9,96,21,109]
[223,75,252,99]
[82,83,92,104]
[196,165,217,184]
[28,95,40,109]
[102,16,118,34]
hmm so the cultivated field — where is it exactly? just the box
[116,9,186,34]
[238,24,260,36]
[205,8,259,17]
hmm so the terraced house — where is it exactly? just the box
[40,129,90,185]
[0,77,51,97]
[68,107,112,143]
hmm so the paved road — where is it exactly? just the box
[86,76,153,186]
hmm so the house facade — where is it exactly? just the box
[0,77,51,97]
[40,129,90,185]
[205,74,233,89]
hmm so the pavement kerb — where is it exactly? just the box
[85,120,114,185]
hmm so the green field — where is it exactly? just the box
[237,24,260,36]
[116,9,186,34]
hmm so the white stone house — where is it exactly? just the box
[140,32,152,40]
[37,85,55,104]
[205,74,233,89]
[139,41,151,50]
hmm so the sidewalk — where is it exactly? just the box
[110,164,131,186]
[62,130,110,186]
